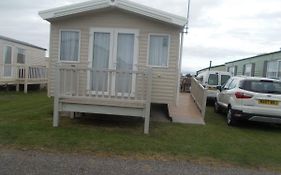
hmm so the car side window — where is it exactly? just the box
[223,78,233,90]
[228,79,238,89]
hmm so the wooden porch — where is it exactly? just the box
[53,65,152,134]
[0,64,48,93]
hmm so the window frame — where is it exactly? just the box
[266,60,281,79]
[2,45,13,78]
[16,48,25,64]
[87,27,139,96]
[147,33,170,68]
[207,73,219,86]
[228,66,236,76]
[58,29,81,63]
[244,63,252,76]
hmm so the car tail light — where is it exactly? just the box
[234,92,253,99]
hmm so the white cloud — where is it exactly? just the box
[0,0,281,75]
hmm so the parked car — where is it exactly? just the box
[214,76,281,125]
[196,71,231,100]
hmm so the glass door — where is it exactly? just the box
[89,28,138,96]
[115,33,135,95]
[90,31,112,93]
[3,46,12,77]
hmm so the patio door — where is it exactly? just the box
[89,28,138,95]
[3,46,13,77]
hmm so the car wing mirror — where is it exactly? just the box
[217,85,222,91]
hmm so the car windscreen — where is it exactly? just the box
[208,74,218,85]
[240,80,281,94]
[221,75,231,85]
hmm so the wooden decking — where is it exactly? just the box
[53,66,153,134]
[60,96,146,109]
[0,64,48,93]
[168,93,205,125]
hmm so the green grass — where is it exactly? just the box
[0,91,281,171]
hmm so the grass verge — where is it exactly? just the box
[0,91,280,171]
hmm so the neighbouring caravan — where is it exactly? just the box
[0,35,48,93]
[39,0,187,133]
[196,71,231,99]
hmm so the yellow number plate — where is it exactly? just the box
[258,100,279,106]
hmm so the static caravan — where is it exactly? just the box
[0,35,48,92]
[39,0,187,133]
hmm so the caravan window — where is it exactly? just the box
[208,74,218,85]
[17,48,25,64]
[60,30,80,62]
[148,35,169,67]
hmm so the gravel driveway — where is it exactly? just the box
[0,149,279,175]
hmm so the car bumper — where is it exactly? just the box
[231,109,281,124]
[207,90,217,98]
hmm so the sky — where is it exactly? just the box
[1,0,281,74]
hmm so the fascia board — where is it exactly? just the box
[39,0,187,26]
[39,0,110,19]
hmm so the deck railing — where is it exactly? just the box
[17,65,48,81]
[0,64,48,93]
[0,64,48,81]
[53,65,153,134]
[190,77,207,118]
[56,65,152,102]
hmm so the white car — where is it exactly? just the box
[214,76,281,125]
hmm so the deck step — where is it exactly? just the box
[60,96,146,109]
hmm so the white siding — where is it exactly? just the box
[0,39,46,66]
[48,9,181,105]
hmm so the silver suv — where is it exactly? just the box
[214,76,281,125]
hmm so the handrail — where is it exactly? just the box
[0,64,48,81]
[56,65,152,102]
[190,77,207,118]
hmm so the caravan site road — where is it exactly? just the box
[0,149,279,175]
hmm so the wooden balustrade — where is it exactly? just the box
[0,64,48,93]
[0,64,48,81]
[53,64,153,133]
[57,66,151,102]
[190,77,207,118]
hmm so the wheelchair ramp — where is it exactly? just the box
[168,93,205,125]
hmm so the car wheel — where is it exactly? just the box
[227,108,237,126]
[214,101,221,113]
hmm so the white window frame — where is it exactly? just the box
[147,33,170,68]
[16,48,25,64]
[228,66,235,76]
[2,45,13,78]
[87,27,139,96]
[58,29,81,63]
[244,63,252,76]
[266,60,281,79]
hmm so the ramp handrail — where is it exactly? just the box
[190,77,207,118]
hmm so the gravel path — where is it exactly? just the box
[0,149,279,175]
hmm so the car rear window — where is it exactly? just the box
[240,80,281,94]
[208,74,218,85]
[221,75,231,85]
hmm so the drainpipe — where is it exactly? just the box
[176,32,184,106]
[176,0,191,106]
